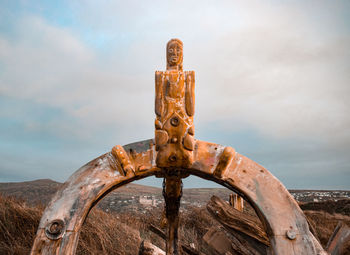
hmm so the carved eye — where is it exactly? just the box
[169,48,173,53]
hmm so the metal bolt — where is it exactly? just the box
[171,137,178,143]
[286,229,296,240]
[45,219,65,240]
[169,154,177,162]
[49,222,61,234]
[170,117,179,126]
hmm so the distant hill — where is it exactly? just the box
[0,179,61,206]
[0,179,231,209]
[0,179,161,206]
[0,179,349,213]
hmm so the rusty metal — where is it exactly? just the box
[31,39,327,255]
[45,219,65,240]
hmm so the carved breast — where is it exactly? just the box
[165,71,185,99]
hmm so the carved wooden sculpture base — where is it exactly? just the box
[30,39,327,255]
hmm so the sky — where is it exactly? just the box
[0,0,349,189]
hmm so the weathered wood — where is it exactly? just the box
[206,196,328,254]
[163,176,182,255]
[138,240,201,255]
[203,226,267,255]
[229,193,244,212]
[139,240,165,255]
[30,140,161,255]
[181,244,201,255]
[148,224,201,255]
[203,227,236,255]
[31,139,326,255]
[326,221,350,255]
[155,38,195,168]
[31,38,325,255]
[228,232,267,255]
[149,224,166,240]
[207,195,269,246]
[305,215,321,244]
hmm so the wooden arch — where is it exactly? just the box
[31,38,327,254]
[31,139,326,255]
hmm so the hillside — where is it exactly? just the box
[1,179,349,214]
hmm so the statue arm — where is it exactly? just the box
[155,71,164,117]
[185,71,195,116]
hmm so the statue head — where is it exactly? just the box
[166,38,183,70]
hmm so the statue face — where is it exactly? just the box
[167,42,183,67]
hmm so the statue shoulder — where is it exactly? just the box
[155,70,165,76]
[155,71,165,82]
[185,71,195,81]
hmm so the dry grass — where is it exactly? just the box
[0,194,143,255]
[0,195,42,255]
[1,193,350,254]
[0,194,215,254]
[305,210,350,254]
[77,209,142,255]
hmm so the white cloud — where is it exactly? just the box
[194,31,350,145]
[0,1,349,149]
[0,0,349,188]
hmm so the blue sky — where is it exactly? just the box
[0,0,349,189]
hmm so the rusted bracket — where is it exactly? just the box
[31,39,327,255]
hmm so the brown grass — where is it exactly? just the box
[304,210,350,254]
[0,193,216,254]
[1,193,350,254]
[0,194,144,254]
[0,195,42,255]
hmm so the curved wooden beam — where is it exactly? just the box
[31,139,326,255]
[188,140,326,255]
[31,140,160,255]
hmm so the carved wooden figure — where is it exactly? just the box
[155,39,194,253]
[155,38,195,168]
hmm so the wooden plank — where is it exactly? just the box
[203,227,236,255]
[149,224,166,240]
[207,195,269,246]
[139,240,166,255]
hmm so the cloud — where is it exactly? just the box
[0,1,349,187]
[0,15,155,143]
[1,5,349,144]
